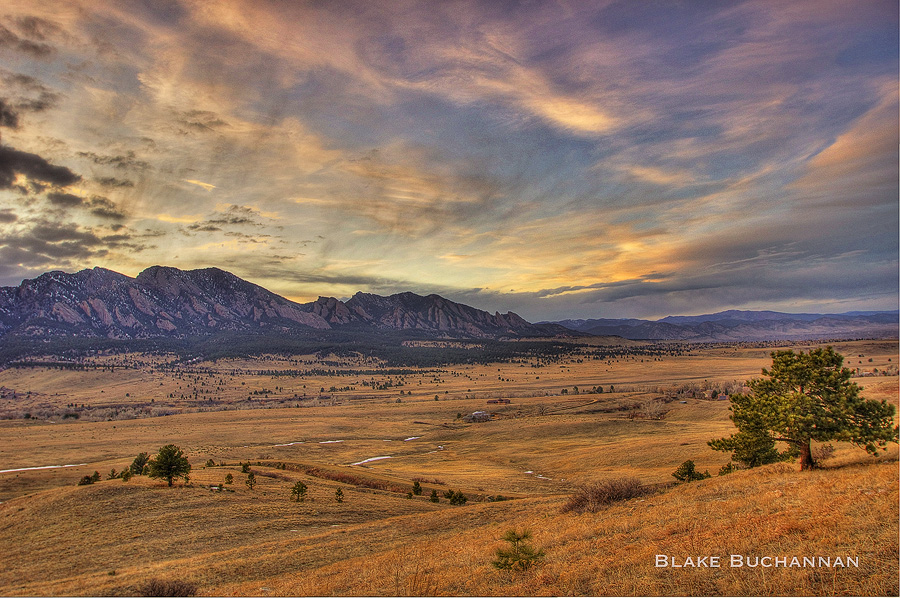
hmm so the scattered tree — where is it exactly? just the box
[147,444,192,487]
[412,481,422,496]
[245,472,256,490]
[672,460,710,482]
[107,469,119,480]
[224,473,233,484]
[291,480,308,502]
[443,489,467,505]
[130,452,150,476]
[429,489,439,503]
[709,347,899,470]
[335,487,344,502]
[492,529,544,571]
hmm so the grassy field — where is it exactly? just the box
[0,339,896,596]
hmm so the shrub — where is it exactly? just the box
[107,469,119,480]
[121,469,133,482]
[224,473,233,484]
[429,489,439,503]
[77,475,94,486]
[443,489,467,505]
[412,481,422,496]
[241,462,250,473]
[718,461,739,476]
[492,529,544,571]
[204,459,216,468]
[138,578,199,597]
[672,460,711,482]
[561,477,650,513]
[90,471,101,483]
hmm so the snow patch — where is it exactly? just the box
[350,456,393,466]
[0,463,88,474]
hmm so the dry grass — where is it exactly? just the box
[0,339,896,596]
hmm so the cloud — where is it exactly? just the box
[0,146,81,190]
[0,23,54,58]
[77,150,151,172]
[0,99,19,128]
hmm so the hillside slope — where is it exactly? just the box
[0,459,895,596]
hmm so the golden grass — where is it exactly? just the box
[0,339,896,596]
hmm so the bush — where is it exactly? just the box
[429,489,439,503]
[561,478,650,513]
[77,475,94,486]
[138,578,198,597]
[412,481,422,495]
[224,473,233,484]
[672,460,711,482]
[443,489,467,505]
[492,529,544,571]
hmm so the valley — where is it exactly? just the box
[0,339,897,595]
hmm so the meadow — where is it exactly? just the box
[0,339,896,596]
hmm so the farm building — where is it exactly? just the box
[463,411,492,423]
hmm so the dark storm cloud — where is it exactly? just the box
[0,146,81,189]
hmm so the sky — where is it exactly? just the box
[0,0,897,321]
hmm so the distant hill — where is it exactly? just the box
[548,310,899,341]
[0,266,568,343]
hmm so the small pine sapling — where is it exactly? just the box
[492,529,544,571]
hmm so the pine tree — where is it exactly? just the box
[412,481,422,495]
[291,480,308,502]
[492,529,544,571]
[335,487,344,503]
[246,472,256,490]
[147,445,191,487]
[709,347,898,470]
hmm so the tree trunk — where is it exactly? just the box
[799,440,815,470]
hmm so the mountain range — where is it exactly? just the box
[0,266,565,341]
[549,310,899,342]
[0,266,896,349]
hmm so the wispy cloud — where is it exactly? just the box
[0,0,894,318]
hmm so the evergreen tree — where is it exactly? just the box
[147,444,191,487]
[709,347,898,470]
[672,460,710,482]
[492,529,544,571]
[246,472,256,490]
[429,489,439,503]
[335,487,344,503]
[130,452,150,476]
[291,480,308,502]
[412,480,422,495]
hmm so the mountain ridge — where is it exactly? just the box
[0,266,564,342]
[548,309,899,342]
